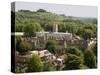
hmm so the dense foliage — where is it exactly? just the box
[43,60,56,71]
[23,22,41,37]
[84,49,97,68]
[65,46,83,57]
[64,46,86,70]
[27,54,43,72]
[18,41,32,53]
[13,9,97,40]
[45,40,58,55]
[64,54,84,70]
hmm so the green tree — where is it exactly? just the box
[58,23,67,32]
[43,23,53,32]
[43,60,56,71]
[79,64,88,69]
[24,22,41,37]
[45,40,58,54]
[18,41,32,53]
[27,54,43,72]
[76,27,84,36]
[65,46,83,57]
[82,29,94,40]
[18,10,31,12]
[66,23,78,34]
[77,25,96,40]
[16,25,23,32]
[91,43,97,57]
[91,43,97,64]
[64,46,86,70]
[64,54,83,70]
[84,49,97,68]
[37,9,47,12]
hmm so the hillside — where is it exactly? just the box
[11,9,97,36]
[15,10,68,24]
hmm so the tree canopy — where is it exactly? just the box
[23,22,41,37]
[76,24,97,40]
[84,49,97,68]
[43,60,56,71]
[45,40,58,54]
[64,46,86,70]
[18,41,32,53]
[37,9,47,12]
[27,54,43,72]
[64,54,84,70]
[65,46,83,57]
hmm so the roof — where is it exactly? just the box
[29,50,53,58]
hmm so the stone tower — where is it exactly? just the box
[53,23,58,32]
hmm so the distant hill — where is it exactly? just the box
[11,9,97,32]
[15,10,97,25]
[15,10,67,24]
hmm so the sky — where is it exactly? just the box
[12,1,97,18]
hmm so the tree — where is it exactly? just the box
[91,43,97,64]
[83,24,97,33]
[43,60,56,71]
[76,27,84,36]
[45,40,58,54]
[79,64,88,69]
[82,29,94,40]
[58,23,67,32]
[18,41,32,53]
[91,43,97,57]
[65,46,83,57]
[84,49,97,68]
[64,54,83,70]
[24,22,41,37]
[43,23,53,32]
[66,23,78,34]
[77,25,96,40]
[16,25,23,32]
[18,10,31,12]
[37,9,47,12]
[64,46,86,70]
[27,54,43,72]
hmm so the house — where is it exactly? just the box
[29,50,56,62]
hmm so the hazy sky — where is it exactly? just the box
[13,1,97,18]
